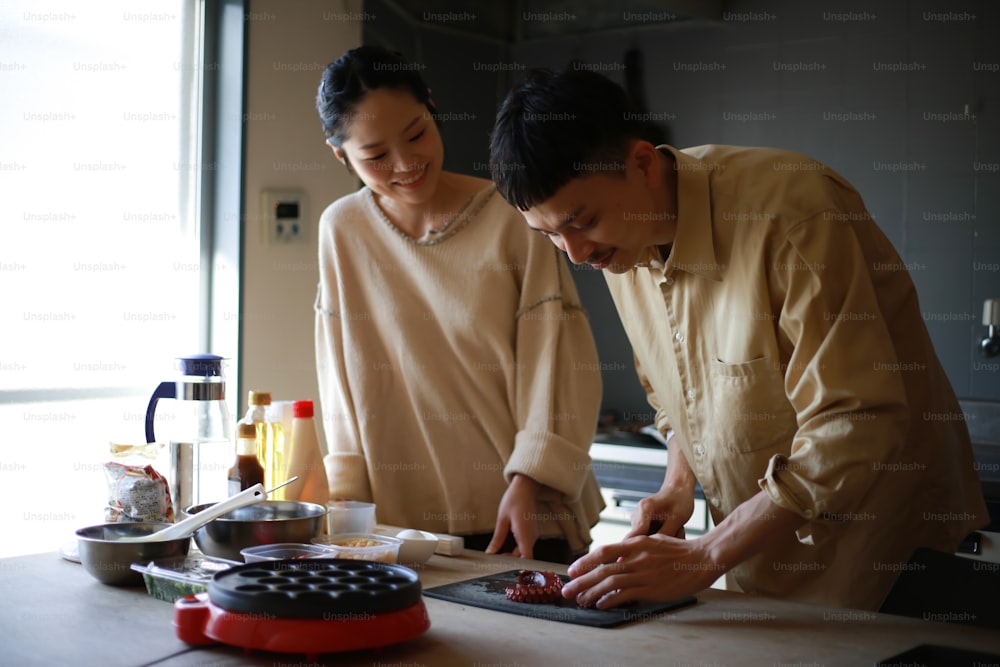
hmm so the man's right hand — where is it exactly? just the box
[627,431,697,538]
[626,488,694,539]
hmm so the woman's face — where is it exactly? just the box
[333,87,444,205]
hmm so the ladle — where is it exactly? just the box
[116,476,299,543]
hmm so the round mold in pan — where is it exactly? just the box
[207,558,422,618]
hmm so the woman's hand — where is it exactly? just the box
[562,533,720,609]
[486,473,540,559]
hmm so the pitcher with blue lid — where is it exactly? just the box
[145,354,232,516]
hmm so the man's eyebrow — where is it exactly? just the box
[357,116,422,150]
[526,205,584,233]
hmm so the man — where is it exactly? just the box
[488,68,987,610]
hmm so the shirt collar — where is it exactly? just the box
[640,145,723,282]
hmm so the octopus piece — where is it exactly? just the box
[505,570,564,604]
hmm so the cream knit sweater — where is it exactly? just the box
[315,185,605,548]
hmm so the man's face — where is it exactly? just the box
[522,149,675,273]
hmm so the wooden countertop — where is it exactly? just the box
[3,548,999,666]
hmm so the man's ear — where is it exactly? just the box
[425,88,439,117]
[630,140,661,189]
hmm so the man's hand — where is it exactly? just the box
[486,473,540,559]
[563,491,807,609]
[627,487,694,539]
[628,432,697,539]
[561,533,719,609]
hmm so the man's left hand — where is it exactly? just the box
[561,534,721,609]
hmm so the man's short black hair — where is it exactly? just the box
[489,68,644,211]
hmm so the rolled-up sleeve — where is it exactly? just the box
[315,212,373,503]
[504,246,602,502]
[760,211,910,542]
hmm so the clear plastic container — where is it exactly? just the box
[311,533,402,563]
[325,500,376,534]
[130,554,240,602]
[240,543,336,563]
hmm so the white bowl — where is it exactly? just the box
[385,528,438,565]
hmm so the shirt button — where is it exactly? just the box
[664,276,674,286]
[674,332,684,343]
[710,497,721,508]
[687,389,696,400]
[803,510,814,519]
[694,444,705,457]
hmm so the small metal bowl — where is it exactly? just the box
[75,523,191,586]
[182,500,327,561]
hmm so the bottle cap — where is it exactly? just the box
[237,422,257,439]
[248,391,272,406]
[292,400,314,418]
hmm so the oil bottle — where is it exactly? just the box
[240,391,284,492]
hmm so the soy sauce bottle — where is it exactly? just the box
[227,421,265,495]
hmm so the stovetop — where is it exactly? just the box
[591,426,668,472]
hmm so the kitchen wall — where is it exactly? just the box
[357,0,1000,421]
[240,0,361,437]
[240,0,998,444]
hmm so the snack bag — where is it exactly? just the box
[104,442,174,522]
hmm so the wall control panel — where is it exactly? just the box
[261,190,306,245]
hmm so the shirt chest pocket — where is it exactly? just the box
[707,356,798,453]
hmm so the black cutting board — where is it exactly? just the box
[423,569,697,628]
[876,644,1000,666]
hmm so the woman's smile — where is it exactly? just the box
[394,164,428,188]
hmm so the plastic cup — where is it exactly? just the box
[325,501,376,535]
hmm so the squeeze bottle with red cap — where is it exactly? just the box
[284,400,330,506]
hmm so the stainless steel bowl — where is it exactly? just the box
[182,500,327,561]
[75,523,191,586]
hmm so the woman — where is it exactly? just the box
[313,46,604,563]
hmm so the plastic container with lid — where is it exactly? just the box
[312,533,402,563]
[240,542,336,563]
[130,554,240,602]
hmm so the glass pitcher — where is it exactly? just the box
[144,354,232,515]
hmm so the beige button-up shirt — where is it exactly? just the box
[605,144,987,609]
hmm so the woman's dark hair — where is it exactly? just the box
[489,67,643,211]
[316,45,436,148]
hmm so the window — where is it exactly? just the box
[0,1,221,557]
